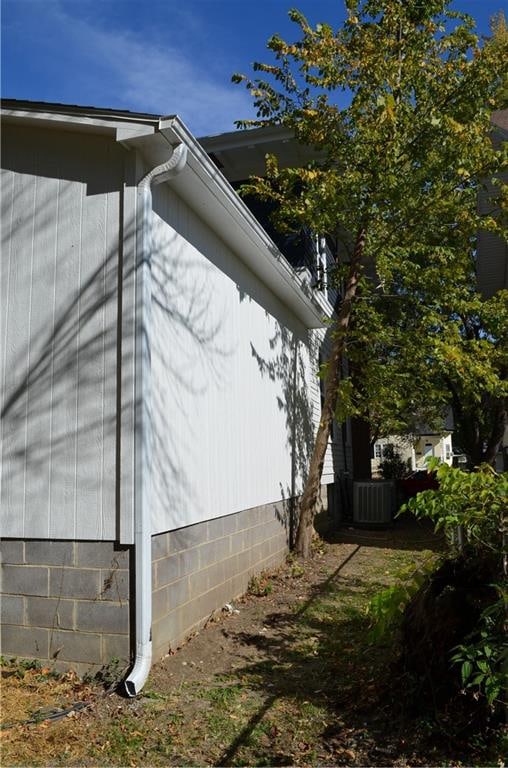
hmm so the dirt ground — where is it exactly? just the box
[151,517,440,688]
[1,516,504,767]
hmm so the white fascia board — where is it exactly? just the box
[156,118,331,328]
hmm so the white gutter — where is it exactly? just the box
[159,118,332,326]
[122,142,188,698]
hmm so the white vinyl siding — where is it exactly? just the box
[311,329,348,483]
[149,184,318,534]
[1,125,127,540]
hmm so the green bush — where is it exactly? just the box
[451,588,507,708]
[378,443,408,480]
[367,554,438,641]
[402,460,507,710]
[402,459,507,556]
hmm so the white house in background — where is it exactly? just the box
[0,100,349,692]
[371,424,454,477]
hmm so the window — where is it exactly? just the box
[374,444,382,459]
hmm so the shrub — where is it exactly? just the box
[451,587,507,708]
[401,460,507,711]
[403,459,507,558]
[367,554,438,641]
[379,443,408,480]
[248,571,273,597]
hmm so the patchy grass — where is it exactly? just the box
[2,525,503,766]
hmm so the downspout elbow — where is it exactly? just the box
[140,142,188,191]
[123,645,152,698]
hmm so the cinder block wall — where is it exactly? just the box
[0,540,131,674]
[151,500,291,659]
[1,487,334,673]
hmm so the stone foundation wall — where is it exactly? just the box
[151,499,292,659]
[0,540,131,674]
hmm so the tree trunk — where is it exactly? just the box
[453,395,507,470]
[482,397,507,467]
[294,228,366,557]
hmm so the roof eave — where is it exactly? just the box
[158,117,331,328]
[0,103,331,328]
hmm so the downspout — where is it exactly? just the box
[122,142,188,697]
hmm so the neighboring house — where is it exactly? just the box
[372,432,454,476]
[0,100,347,690]
[477,110,508,299]
[371,421,454,477]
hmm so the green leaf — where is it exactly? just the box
[461,660,473,683]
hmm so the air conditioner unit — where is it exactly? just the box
[353,480,395,527]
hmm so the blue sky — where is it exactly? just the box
[2,0,504,137]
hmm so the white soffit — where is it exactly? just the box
[1,107,157,138]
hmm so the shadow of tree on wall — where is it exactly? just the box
[1,124,229,539]
[249,322,315,545]
[152,183,318,536]
[1,157,126,537]
[1,121,327,545]
[150,192,233,528]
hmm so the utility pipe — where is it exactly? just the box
[123,142,188,697]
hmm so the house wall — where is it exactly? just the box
[146,185,346,658]
[476,230,508,299]
[0,124,133,542]
[1,121,346,546]
[0,538,131,674]
[0,116,345,672]
[476,111,508,299]
[414,434,452,467]
[149,184,334,535]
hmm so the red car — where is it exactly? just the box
[399,469,439,498]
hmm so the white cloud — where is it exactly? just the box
[48,2,255,136]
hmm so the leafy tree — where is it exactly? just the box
[434,290,507,468]
[342,278,508,468]
[234,0,507,556]
[335,290,451,446]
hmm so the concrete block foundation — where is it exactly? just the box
[1,488,334,673]
[0,539,132,674]
[151,498,291,660]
